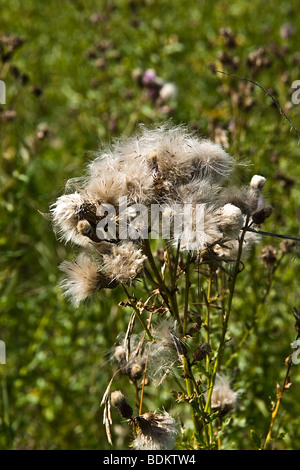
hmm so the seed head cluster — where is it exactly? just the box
[50,122,269,306]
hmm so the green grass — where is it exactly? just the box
[1,0,300,450]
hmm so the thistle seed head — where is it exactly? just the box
[133,410,177,450]
[110,391,133,419]
[211,374,238,416]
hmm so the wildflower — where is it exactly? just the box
[260,245,278,269]
[174,179,222,206]
[246,47,271,73]
[280,240,295,255]
[137,123,233,187]
[211,374,238,416]
[50,123,237,251]
[248,174,268,215]
[179,204,223,252]
[280,23,295,39]
[189,138,233,182]
[142,69,164,103]
[158,82,177,103]
[142,68,163,87]
[152,318,185,356]
[49,125,269,303]
[135,68,177,109]
[219,27,237,49]
[163,200,223,252]
[133,411,177,450]
[217,50,240,70]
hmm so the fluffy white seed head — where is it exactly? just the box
[124,123,234,188]
[59,252,101,306]
[213,229,260,260]
[211,374,238,413]
[110,390,133,419]
[218,203,244,239]
[147,318,181,380]
[102,242,147,284]
[85,151,154,205]
[174,179,222,206]
[110,390,126,408]
[250,174,266,191]
[168,203,223,252]
[188,138,233,182]
[133,411,177,450]
[50,192,91,246]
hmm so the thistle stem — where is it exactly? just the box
[142,239,182,328]
[183,254,191,335]
[205,218,249,414]
[122,286,153,342]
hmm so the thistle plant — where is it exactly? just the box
[49,122,297,450]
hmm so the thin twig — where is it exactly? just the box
[263,346,294,449]
[139,350,150,415]
[245,227,300,242]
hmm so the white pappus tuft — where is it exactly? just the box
[133,410,178,450]
[50,192,92,247]
[59,252,101,306]
[102,242,147,284]
[210,374,238,415]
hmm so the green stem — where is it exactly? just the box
[143,240,207,445]
[205,273,212,372]
[142,239,164,287]
[182,355,209,448]
[183,254,191,335]
[204,271,214,442]
[122,286,153,341]
[142,239,181,327]
[205,218,249,414]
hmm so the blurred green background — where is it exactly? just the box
[0,0,300,450]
